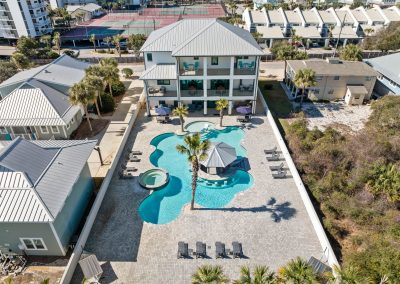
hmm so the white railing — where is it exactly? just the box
[258,88,339,269]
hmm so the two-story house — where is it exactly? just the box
[139,19,264,115]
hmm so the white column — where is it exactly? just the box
[252,56,260,114]
[229,56,234,113]
[144,80,150,116]
[228,101,233,115]
[203,57,208,115]
[269,39,274,48]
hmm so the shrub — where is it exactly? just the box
[121,68,133,78]
[47,50,60,59]
[106,80,126,97]
[99,93,115,113]
[96,49,106,54]
[63,49,78,57]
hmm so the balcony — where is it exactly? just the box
[180,68,204,76]
[232,89,254,97]
[179,60,203,76]
[181,90,203,97]
[207,68,230,76]
[148,87,177,98]
[207,90,229,97]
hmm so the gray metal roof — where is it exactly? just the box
[331,26,358,39]
[292,26,321,38]
[256,26,284,39]
[364,52,400,85]
[141,19,263,56]
[0,138,96,223]
[201,142,237,168]
[139,64,177,80]
[382,7,400,22]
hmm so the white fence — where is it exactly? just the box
[258,88,339,268]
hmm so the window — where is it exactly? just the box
[51,126,59,133]
[66,123,70,129]
[71,117,75,123]
[157,80,170,85]
[312,89,320,94]
[40,126,48,133]
[211,57,218,65]
[193,57,199,60]
[333,76,340,80]
[328,89,334,95]
[146,53,153,62]
[20,238,47,250]
[315,76,323,81]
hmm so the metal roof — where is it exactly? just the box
[267,10,285,24]
[351,9,368,23]
[256,26,284,39]
[335,10,354,24]
[366,8,385,22]
[139,64,177,80]
[285,10,302,24]
[302,10,319,24]
[347,85,368,94]
[331,26,358,39]
[249,10,267,24]
[201,142,237,168]
[382,7,400,22]
[68,3,102,13]
[0,138,96,223]
[364,52,400,85]
[318,10,336,24]
[292,26,321,38]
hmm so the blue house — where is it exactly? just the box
[364,53,400,97]
[0,137,96,256]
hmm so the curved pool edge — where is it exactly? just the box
[138,168,169,190]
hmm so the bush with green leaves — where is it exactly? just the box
[105,80,126,97]
[99,93,115,113]
[121,68,133,78]
[0,61,18,83]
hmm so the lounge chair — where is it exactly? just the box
[177,242,189,259]
[266,152,280,161]
[121,164,138,172]
[194,242,206,259]
[232,242,243,258]
[215,242,226,258]
[194,61,200,71]
[272,169,287,179]
[130,150,142,155]
[183,62,190,71]
[264,146,277,154]
[269,162,284,171]
[118,170,134,179]
[238,61,244,69]
[128,156,140,162]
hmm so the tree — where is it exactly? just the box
[127,34,146,56]
[176,133,210,210]
[112,34,122,57]
[251,32,262,44]
[84,75,103,117]
[192,265,229,284]
[330,265,366,284]
[0,61,18,83]
[365,162,400,202]
[121,68,133,78]
[172,105,188,133]
[278,257,318,284]
[52,32,61,54]
[40,279,50,284]
[226,0,238,16]
[40,35,52,48]
[90,34,97,52]
[215,99,229,127]
[233,265,276,284]
[15,36,38,58]
[363,27,374,37]
[293,68,316,108]
[103,36,112,52]
[11,52,30,70]
[69,81,95,131]
[100,57,118,68]
[339,44,363,61]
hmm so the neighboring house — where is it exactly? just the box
[364,53,400,97]
[0,137,96,256]
[66,3,104,22]
[139,19,264,115]
[0,55,91,140]
[0,0,52,39]
[285,58,377,104]
[49,0,97,9]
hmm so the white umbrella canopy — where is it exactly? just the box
[201,142,237,168]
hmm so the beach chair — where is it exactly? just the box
[183,62,190,71]
[194,61,200,71]
[177,242,189,259]
[237,116,246,123]
[264,146,277,154]
[130,150,142,155]
[272,169,287,179]
[215,242,226,258]
[269,162,284,171]
[249,61,255,70]
[266,152,280,161]
[194,242,206,259]
[238,61,244,69]
[232,242,243,258]
[128,156,141,162]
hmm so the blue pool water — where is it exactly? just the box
[138,126,254,224]
[185,121,215,133]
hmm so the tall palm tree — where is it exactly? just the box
[339,44,363,61]
[84,75,103,116]
[293,68,316,108]
[103,36,112,52]
[226,0,238,16]
[234,265,276,284]
[52,32,61,54]
[215,99,229,127]
[192,265,229,284]
[176,133,210,210]
[69,81,95,131]
[172,105,188,133]
[101,65,119,96]
[278,257,318,284]
[112,34,122,57]
[90,34,97,52]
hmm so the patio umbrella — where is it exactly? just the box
[201,142,237,168]
[155,106,171,116]
[236,106,252,114]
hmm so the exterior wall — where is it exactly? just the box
[206,56,231,69]
[147,79,177,92]
[374,76,400,96]
[65,110,83,138]
[53,163,94,249]
[0,222,62,256]
[144,52,176,69]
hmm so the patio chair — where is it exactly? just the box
[156,116,166,123]
[128,156,141,162]
[232,242,243,258]
[272,169,287,179]
[183,62,190,71]
[249,62,255,70]
[266,152,280,161]
[121,164,137,172]
[237,116,246,123]
[177,242,189,259]
[264,146,277,154]
[194,242,207,259]
[215,242,226,258]
[130,150,143,155]
[194,61,200,71]
[239,85,245,92]
[247,85,254,92]
[269,162,284,171]
[118,170,134,179]
[238,61,244,69]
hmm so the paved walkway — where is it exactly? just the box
[72,100,324,283]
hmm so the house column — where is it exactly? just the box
[143,80,150,116]
[203,57,207,115]
[176,57,181,105]
[269,39,274,48]
[252,56,260,114]
[228,56,235,115]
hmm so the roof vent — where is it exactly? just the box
[326,58,341,64]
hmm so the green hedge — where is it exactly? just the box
[100,93,115,113]
[106,80,126,97]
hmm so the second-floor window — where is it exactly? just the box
[157,80,170,85]
[211,57,218,65]
[333,76,340,80]
[147,53,153,62]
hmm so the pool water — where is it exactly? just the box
[138,126,254,224]
[139,168,169,189]
[185,121,215,133]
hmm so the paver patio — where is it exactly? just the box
[72,104,325,283]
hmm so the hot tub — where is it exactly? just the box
[139,168,169,190]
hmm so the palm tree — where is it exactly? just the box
[234,265,276,284]
[172,105,188,133]
[3,276,12,284]
[330,265,366,284]
[176,133,210,210]
[192,265,229,284]
[101,65,119,96]
[69,81,95,131]
[40,35,52,48]
[226,0,238,16]
[363,27,374,37]
[103,36,112,52]
[52,32,61,54]
[90,34,97,52]
[293,68,316,108]
[84,75,103,116]
[339,44,363,61]
[278,257,318,284]
[100,57,118,68]
[112,34,122,57]
[215,99,229,127]
[251,32,263,43]
[40,279,50,284]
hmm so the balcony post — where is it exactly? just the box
[203,57,208,115]
[143,80,150,116]
[252,56,260,114]
[229,56,234,110]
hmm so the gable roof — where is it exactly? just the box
[141,19,263,56]
[139,64,177,80]
[364,52,400,85]
[0,138,96,223]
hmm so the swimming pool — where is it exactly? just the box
[138,126,253,224]
[185,121,215,133]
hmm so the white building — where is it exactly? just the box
[139,19,264,115]
[49,0,97,9]
[0,0,52,39]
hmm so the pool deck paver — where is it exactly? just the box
[72,107,325,283]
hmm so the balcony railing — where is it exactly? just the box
[232,89,254,97]
[234,68,256,76]
[207,68,230,76]
[207,90,229,97]
[181,90,203,97]
[180,68,204,76]
[148,90,177,98]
